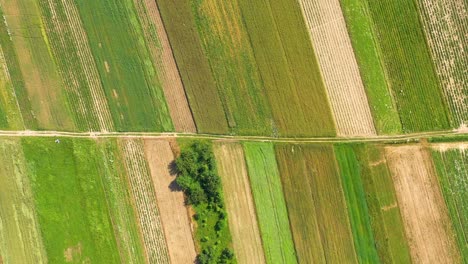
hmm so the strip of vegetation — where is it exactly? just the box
[175,141,235,263]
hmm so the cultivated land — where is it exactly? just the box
[354,144,411,263]
[0,0,74,130]
[0,139,46,263]
[133,0,196,133]
[339,0,402,134]
[37,0,114,132]
[21,138,121,263]
[243,142,297,264]
[386,145,460,263]
[298,0,376,136]
[276,144,357,263]
[97,139,147,264]
[417,1,468,128]
[156,0,229,134]
[365,0,450,132]
[214,142,266,264]
[144,139,197,263]
[191,0,274,136]
[237,0,336,137]
[74,0,173,132]
[334,144,380,263]
[120,139,170,263]
[431,144,468,261]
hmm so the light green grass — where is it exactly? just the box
[364,0,450,132]
[191,0,273,136]
[339,0,402,135]
[74,0,173,132]
[432,148,468,261]
[97,139,146,263]
[237,0,335,137]
[22,138,121,263]
[334,144,381,263]
[156,0,228,134]
[355,144,411,263]
[276,144,357,263]
[0,139,46,263]
[243,142,297,264]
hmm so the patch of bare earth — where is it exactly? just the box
[213,142,265,264]
[298,0,376,136]
[143,139,196,264]
[64,243,82,262]
[385,145,460,263]
[121,139,170,264]
[417,0,467,126]
[133,0,196,133]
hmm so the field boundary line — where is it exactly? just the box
[0,129,465,143]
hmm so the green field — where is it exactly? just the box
[0,139,46,263]
[74,0,173,132]
[0,47,23,130]
[36,0,109,131]
[276,144,357,263]
[21,138,121,263]
[237,0,335,137]
[0,1,74,130]
[363,0,450,132]
[355,144,411,263]
[243,142,297,264]
[339,0,402,135]
[334,144,380,263]
[432,147,468,261]
[98,139,147,264]
[191,0,273,136]
[156,0,228,134]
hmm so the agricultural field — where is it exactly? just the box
[386,145,461,263]
[337,144,411,263]
[243,142,297,264]
[339,0,402,134]
[356,0,451,132]
[417,1,468,128]
[214,142,265,263]
[276,144,357,263]
[431,144,468,261]
[298,0,376,136]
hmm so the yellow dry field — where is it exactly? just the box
[298,0,376,136]
[0,0,74,130]
[134,0,196,133]
[144,139,197,264]
[121,139,170,264]
[213,142,265,264]
[385,145,460,263]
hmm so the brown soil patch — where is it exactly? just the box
[104,61,110,73]
[143,139,197,264]
[431,142,468,152]
[298,0,376,136]
[64,243,82,262]
[213,142,266,264]
[134,0,196,133]
[385,145,460,263]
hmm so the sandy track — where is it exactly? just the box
[134,0,196,133]
[143,139,196,264]
[385,145,460,263]
[121,139,170,264]
[213,142,265,264]
[417,0,467,127]
[298,0,376,136]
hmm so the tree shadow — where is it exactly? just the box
[168,160,182,192]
